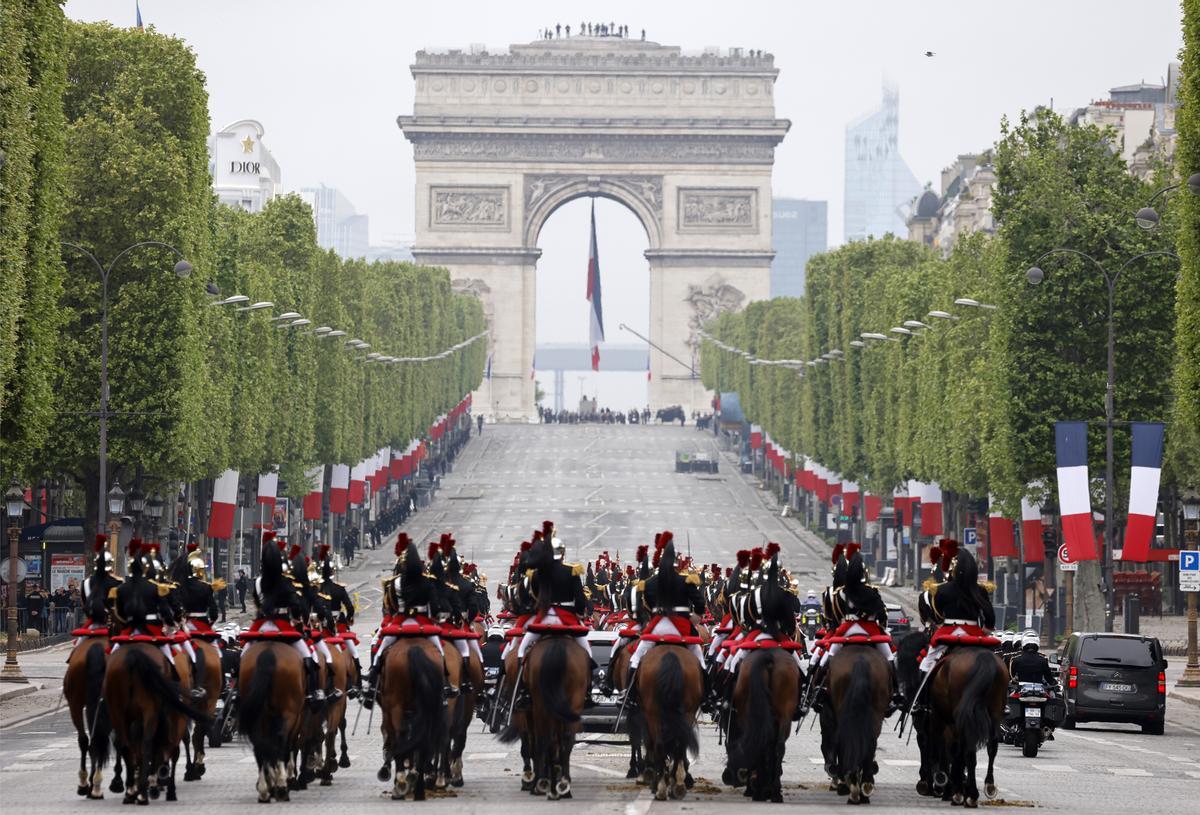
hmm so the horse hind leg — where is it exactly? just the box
[672,756,688,800]
[110,752,125,794]
[338,719,351,768]
[256,764,271,803]
[77,729,91,796]
[984,735,998,799]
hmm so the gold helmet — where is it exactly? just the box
[306,558,321,583]
[185,542,207,580]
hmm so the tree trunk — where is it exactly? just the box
[1074,560,1105,632]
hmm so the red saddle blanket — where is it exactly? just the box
[380,614,444,637]
[640,633,704,645]
[617,626,642,639]
[441,624,482,640]
[931,623,999,648]
[734,630,805,652]
[72,625,110,638]
[826,619,892,645]
[184,618,221,641]
[111,624,175,645]
[335,622,359,644]
[527,607,589,635]
[239,618,304,642]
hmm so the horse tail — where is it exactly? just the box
[955,649,999,750]
[84,642,110,768]
[732,650,773,770]
[836,654,877,777]
[388,646,445,756]
[654,650,699,758]
[537,638,581,724]
[193,640,207,695]
[239,647,285,764]
[895,630,929,697]
[122,647,210,725]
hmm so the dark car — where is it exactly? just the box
[582,630,624,733]
[885,603,913,637]
[1054,632,1167,735]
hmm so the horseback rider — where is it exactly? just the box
[624,532,706,707]
[77,534,120,640]
[318,543,362,694]
[298,552,343,702]
[800,544,847,714]
[912,544,996,709]
[721,544,803,675]
[362,535,452,709]
[819,548,904,713]
[439,533,486,682]
[514,521,594,706]
[111,538,185,668]
[242,533,326,709]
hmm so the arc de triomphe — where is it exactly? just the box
[398,36,789,419]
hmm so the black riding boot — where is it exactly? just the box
[805,663,828,715]
[347,657,363,699]
[886,664,905,717]
[361,660,381,709]
[514,658,530,709]
[443,663,459,702]
[305,658,326,710]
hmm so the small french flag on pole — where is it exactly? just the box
[1122,422,1165,562]
[988,495,1017,558]
[1020,492,1043,563]
[209,469,239,540]
[1055,421,1099,561]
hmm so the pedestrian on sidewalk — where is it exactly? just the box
[216,584,227,622]
[477,414,484,435]
[235,569,248,612]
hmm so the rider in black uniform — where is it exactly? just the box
[1010,637,1057,686]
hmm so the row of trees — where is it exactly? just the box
[0,13,486,533]
[702,111,1189,630]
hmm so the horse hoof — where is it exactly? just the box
[985,784,997,799]
[137,799,149,807]
[837,783,850,796]
[148,788,160,800]
[556,779,571,797]
[166,791,177,802]
[933,771,948,788]
[952,792,965,805]
[258,794,270,804]
[87,792,104,800]
[377,765,390,783]
[319,776,332,787]
[123,795,136,805]
[534,778,550,796]
[966,800,978,809]
[111,779,125,794]
[916,780,931,796]
[521,780,534,792]
[862,782,874,797]
[338,755,351,769]
[685,773,694,789]
[673,784,687,800]
[860,796,870,805]
[626,768,638,780]
[275,790,289,802]
[452,777,464,788]
[77,785,90,797]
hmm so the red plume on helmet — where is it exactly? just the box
[636,544,649,563]
[845,542,861,559]
[531,530,544,542]
[542,520,554,539]
[262,530,276,546]
[427,542,440,562]
[186,542,198,554]
[288,544,301,560]
[660,530,674,547]
[127,538,141,558]
[710,563,721,578]
[766,542,781,559]
[440,533,454,556]
[736,549,749,568]
[519,540,532,552]
[939,539,959,572]
[928,544,943,566]
[831,543,845,565]
[395,532,412,557]
[652,546,663,567]
[749,548,764,571]
[318,544,330,561]
[625,565,635,577]
[724,567,733,578]
[94,534,108,553]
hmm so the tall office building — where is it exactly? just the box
[844,84,922,243]
[771,198,827,297]
[209,119,282,213]
[298,184,370,259]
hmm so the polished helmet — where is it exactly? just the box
[1021,630,1040,651]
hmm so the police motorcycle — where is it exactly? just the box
[1001,632,1066,757]
[798,591,822,648]
[212,621,243,743]
[476,623,508,725]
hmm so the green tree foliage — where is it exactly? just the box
[0,0,68,478]
[1171,0,1200,487]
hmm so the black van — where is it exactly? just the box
[1055,633,1168,735]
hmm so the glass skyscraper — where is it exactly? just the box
[771,198,827,297]
[844,84,922,243]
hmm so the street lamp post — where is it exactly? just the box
[3,480,28,683]
[147,493,164,548]
[1179,493,1200,688]
[1041,497,1059,649]
[59,242,192,541]
[106,480,125,567]
[1027,249,1180,632]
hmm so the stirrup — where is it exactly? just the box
[189,687,207,701]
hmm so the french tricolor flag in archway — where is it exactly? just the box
[586,200,604,371]
[1055,421,1099,561]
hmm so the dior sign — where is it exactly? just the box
[678,188,757,232]
[429,186,509,230]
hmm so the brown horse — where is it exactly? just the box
[608,638,644,780]
[376,637,448,801]
[64,636,112,798]
[103,643,205,805]
[635,646,703,800]
[726,647,801,802]
[825,646,891,804]
[501,635,590,799]
[319,641,351,785]
[446,642,484,787]
[497,647,535,790]
[238,642,306,803]
[182,638,222,781]
[927,647,1008,807]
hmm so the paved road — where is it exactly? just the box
[2,424,1198,812]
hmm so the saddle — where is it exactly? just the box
[826,619,892,646]
[239,617,304,642]
[379,613,444,637]
[526,606,589,635]
[71,624,110,638]
[335,622,359,643]
[733,631,805,652]
[930,623,999,648]
[441,623,482,640]
[640,614,704,645]
[184,617,221,641]
[111,623,175,645]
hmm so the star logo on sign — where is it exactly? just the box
[241,135,254,154]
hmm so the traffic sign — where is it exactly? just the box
[1180,550,1200,593]
[963,527,978,551]
[0,557,28,583]
[1057,543,1078,572]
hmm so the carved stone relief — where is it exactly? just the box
[523,174,663,239]
[430,185,509,230]
[412,135,778,165]
[678,188,757,231]
[683,277,745,353]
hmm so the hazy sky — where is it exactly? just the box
[64,0,1186,408]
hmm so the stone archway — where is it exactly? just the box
[399,36,789,419]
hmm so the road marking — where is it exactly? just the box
[464,751,509,760]
[14,731,55,735]
[808,757,825,764]
[576,762,625,778]
[1110,768,1153,776]
[883,759,922,767]
[1032,764,1076,772]
[2,763,41,771]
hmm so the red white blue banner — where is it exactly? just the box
[329,463,350,515]
[987,494,1017,558]
[586,200,605,371]
[1122,422,1165,562]
[209,469,239,540]
[1020,491,1043,563]
[302,465,324,521]
[1055,421,1099,561]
